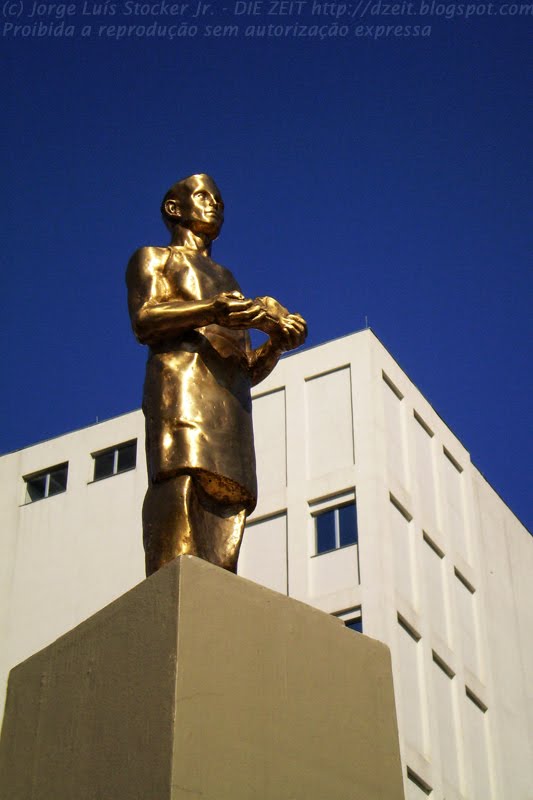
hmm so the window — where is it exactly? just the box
[345,611,363,633]
[24,462,68,502]
[413,410,434,437]
[334,607,363,633]
[315,502,358,554]
[389,492,413,522]
[443,445,463,473]
[465,686,487,713]
[92,440,137,481]
[346,618,363,632]
[382,370,404,399]
[406,768,432,796]
[423,531,444,559]
[432,651,455,678]
[397,613,421,642]
[454,567,475,594]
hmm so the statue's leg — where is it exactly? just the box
[189,481,247,573]
[142,474,198,577]
[143,473,248,576]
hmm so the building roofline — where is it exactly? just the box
[1,407,142,458]
[2,327,529,534]
[283,327,531,533]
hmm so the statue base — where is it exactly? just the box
[0,556,404,799]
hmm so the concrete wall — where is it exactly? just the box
[1,556,405,800]
[0,410,146,696]
[1,329,532,799]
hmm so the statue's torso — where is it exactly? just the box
[141,246,257,508]
[157,246,248,358]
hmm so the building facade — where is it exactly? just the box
[1,329,531,799]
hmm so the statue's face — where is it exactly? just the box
[168,175,224,239]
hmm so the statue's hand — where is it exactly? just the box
[254,296,289,326]
[271,312,308,352]
[212,291,268,329]
[253,296,307,351]
[212,292,307,348]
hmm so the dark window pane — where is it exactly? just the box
[339,503,358,547]
[25,463,68,502]
[26,474,47,501]
[316,509,336,554]
[94,450,115,480]
[345,617,363,633]
[48,465,68,496]
[117,441,136,473]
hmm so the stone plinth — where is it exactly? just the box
[0,555,404,799]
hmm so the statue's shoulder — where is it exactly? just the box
[126,246,170,283]
[128,245,170,267]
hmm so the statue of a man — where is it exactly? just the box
[126,174,307,576]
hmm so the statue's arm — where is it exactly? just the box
[126,247,264,345]
[126,248,209,344]
[247,338,286,387]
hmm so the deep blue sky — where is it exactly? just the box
[2,7,532,530]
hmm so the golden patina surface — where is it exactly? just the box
[127,174,307,576]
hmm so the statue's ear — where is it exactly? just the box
[164,199,181,219]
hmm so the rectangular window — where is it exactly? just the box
[335,607,363,633]
[443,446,463,473]
[389,492,413,522]
[92,440,137,481]
[345,616,363,633]
[315,502,358,554]
[407,767,432,796]
[382,370,404,400]
[432,651,455,678]
[454,567,475,594]
[413,410,434,437]
[24,462,68,503]
[397,613,421,642]
[466,686,487,713]
[423,531,445,559]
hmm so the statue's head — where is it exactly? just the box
[161,174,224,240]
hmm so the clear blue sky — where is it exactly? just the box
[2,6,532,530]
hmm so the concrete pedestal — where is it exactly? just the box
[0,556,404,799]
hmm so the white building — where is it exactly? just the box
[1,329,531,799]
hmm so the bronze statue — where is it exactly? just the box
[127,174,307,576]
